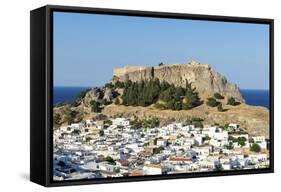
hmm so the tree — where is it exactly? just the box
[105,156,116,165]
[114,168,120,174]
[228,136,234,141]
[166,99,176,110]
[249,138,255,143]
[191,117,203,122]
[114,97,120,105]
[130,120,142,129]
[64,110,79,125]
[160,81,170,92]
[214,92,224,99]
[183,81,201,110]
[238,137,247,147]
[154,103,167,110]
[215,165,224,171]
[193,121,203,128]
[72,129,81,135]
[114,81,125,88]
[153,138,157,145]
[141,118,160,128]
[217,103,224,112]
[90,100,102,113]
[99,130,104,137]
[85,137,91,142]
[154,146,164,154]
[117,125,124,130]
[225,142,233,149]
[121,79,202,111]
[184,117,204,128]
[151,118,159,128]
[224,123,230,129]
[53,113,61,128]
[206,97,219,107]
[104,119,112,125]
[174,87,185,101]
[174,100,183,110]
[105,82,114,89]
[203,135,211,142]
[227,97,240,106]
[250,143,261,152]
[159,87,175,102]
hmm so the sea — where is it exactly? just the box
[53,87,270,109]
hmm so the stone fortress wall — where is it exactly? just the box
[112,60,245,103]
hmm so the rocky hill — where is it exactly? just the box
[113,60,244,103]
[54,60,269,137]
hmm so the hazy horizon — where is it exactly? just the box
[53,12,270,89]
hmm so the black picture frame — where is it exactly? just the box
[30,4,274,187]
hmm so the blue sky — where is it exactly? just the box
[53,11,270,89]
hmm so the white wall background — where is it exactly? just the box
[0,0,279,191]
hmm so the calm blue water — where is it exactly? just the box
[241,89,269,109]
[53,87,269,109]
[53,87,90,105]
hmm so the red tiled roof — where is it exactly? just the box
[169,157,192,161]
[130,170,144,176]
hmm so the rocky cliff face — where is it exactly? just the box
[113,60,245,102]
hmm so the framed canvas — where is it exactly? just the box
[30,5,274,187]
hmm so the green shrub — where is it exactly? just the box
[114,81,125,88]
[99,130,104,136]
[238,137,247,147]
[64,110,79,125]
[130,119,142,129]
[214,92,224,99]
[217,103,224,112]
[105,82,114,89]
[105,156,116,165]
[53,113,61,128]
[206,97,219,107]
[193,121,204,128]
[114,97,120,105]
[154,103,168,110]
[227,97,240,106]
[250,143,261,152]
[154,146,164,154]
[90,100,102,113]
[104,119,112,125]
